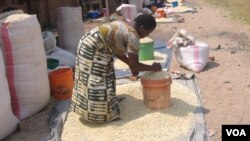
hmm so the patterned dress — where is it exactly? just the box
[71,21,140,122]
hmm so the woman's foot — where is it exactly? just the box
[112,117,121,121]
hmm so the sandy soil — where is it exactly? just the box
[3,0,250,141]
[152,0,250,140]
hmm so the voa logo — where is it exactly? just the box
[226,129,246,136]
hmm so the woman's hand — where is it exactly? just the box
[129,66,139,76]
[128,53,162,72]
[152,62,162,71]
[131,70,139,76]
[129,67,139,81]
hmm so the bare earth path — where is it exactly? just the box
[150,0,250,140]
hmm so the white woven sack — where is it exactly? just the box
[42,31,57,53]
[47,47,76,68]
[0,49,19,140]
[121,4,137,26]
[128,0,143,12]
[57,7,84,55]
[174,41,209,72]
[0,12,50,120]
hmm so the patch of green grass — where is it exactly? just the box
[206,0,250,24]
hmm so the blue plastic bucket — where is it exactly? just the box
[172,1,178,8]
[88,11,99,19]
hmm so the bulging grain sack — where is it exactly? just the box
[0,49,19,140]
[128,0,143,13]
[0,11,50,120]
[42,31,57,53]
[174,40,209,72]
[47,47,76,68]
[57,7,84,55]
[121,4,137,26]
[42,31,76,68]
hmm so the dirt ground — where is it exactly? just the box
[3,0,250,141]
[154,0,250,140]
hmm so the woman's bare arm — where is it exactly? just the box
[128,52,162,72]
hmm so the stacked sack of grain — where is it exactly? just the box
[0,49,19,140]
[42,31,76,68]
[57,7,84,55]
[116,4,137,26]
[0,10,50,120]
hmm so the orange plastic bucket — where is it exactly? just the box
[156,9,166,18]
[49,68,74,100]
[141,77,172,110]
